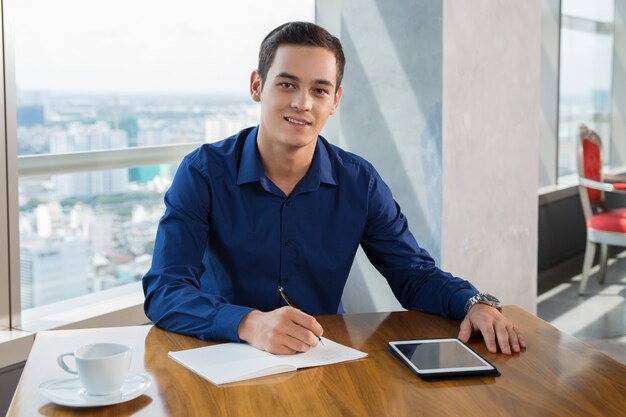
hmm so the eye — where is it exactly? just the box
[314,88,329,96]
[278,82,295,89]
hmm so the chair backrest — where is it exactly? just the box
[577,124,605,219]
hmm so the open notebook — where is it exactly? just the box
[168,338,367,385]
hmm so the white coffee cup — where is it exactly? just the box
[57,343,132,396]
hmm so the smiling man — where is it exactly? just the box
[143,21,526,356]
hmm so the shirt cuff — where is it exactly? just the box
[450,288,480,320]
[213,304,256,342]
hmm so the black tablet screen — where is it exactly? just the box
[396,340,486,370]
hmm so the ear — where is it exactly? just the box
[250,70,262,102]
[330,86,343,115]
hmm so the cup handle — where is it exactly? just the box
[57,352,78,374]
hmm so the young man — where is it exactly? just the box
[143,22,525,355]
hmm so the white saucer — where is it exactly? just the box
[38,373,151,407]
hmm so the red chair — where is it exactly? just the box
[577,124,626,294]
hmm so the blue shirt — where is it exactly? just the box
[143,126,478,342]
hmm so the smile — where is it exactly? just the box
[285,117,311,126]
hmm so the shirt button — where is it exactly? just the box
[285,239,291,247]
[284,277,290,283]
[284,201,291,207]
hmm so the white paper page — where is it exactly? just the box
[169,343,275,384]
[170,341,269,365]
[168,337,367,385]
[171,355,296,385]
[275,337,367,368]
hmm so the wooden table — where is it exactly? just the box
[7,307,626,416]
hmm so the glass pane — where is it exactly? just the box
[14,1,315,317]
[19,165,171,310]
[558,23,614,183]
[562,0,614,22]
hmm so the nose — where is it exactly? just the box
[291,90,312,111]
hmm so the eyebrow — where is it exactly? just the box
[275,72,335,88]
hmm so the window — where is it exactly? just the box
[9,0,315,330]
[557,0,615,185]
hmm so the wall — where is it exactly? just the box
[441,1,540,312]
[319,0,540,313]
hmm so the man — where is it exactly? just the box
[143,21,525,356]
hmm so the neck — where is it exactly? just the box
[256,129,316,196]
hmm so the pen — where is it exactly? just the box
[278,285,324,345]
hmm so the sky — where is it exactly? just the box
[13,0,315,94]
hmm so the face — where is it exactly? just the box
[250,45,343,152]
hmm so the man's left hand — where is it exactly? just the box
[458,304,526,355]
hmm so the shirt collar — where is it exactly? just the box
[237,126,265,185]
[236,126,337,188]
[317,138,337,186]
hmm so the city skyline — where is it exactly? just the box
[17,90,261,309]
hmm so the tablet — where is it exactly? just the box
[388,338,498,379]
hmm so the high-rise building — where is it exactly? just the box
[203,104,259,142]
[34,201,64,238]
[51,122,129,197]
[70,204,117,257]
[20,237,93,309]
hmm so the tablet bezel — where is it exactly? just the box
[388,338,498,379]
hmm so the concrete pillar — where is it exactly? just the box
[318,0,540,313]
[441,1,540,312]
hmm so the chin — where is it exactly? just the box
[283,136,316,149]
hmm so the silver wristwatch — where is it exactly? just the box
[464,293,502,314]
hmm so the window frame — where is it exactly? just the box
[0,0,10,329]
[3,0,21,330]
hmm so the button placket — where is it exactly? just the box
[280,199,295,287]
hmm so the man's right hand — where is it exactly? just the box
[237,307,324,354]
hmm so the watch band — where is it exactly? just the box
[464,293,502,314]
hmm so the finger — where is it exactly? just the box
[508,326,521,353]
[270,344,298,355]
[288,309,324,340]
[267,325,312,353]
[518,332,527,349]
[273,310,319,348]
[286,322,320,348]
[282,332,315,353]
[458,318,473,342]
[480,324,498,353]
[495,323,512,355]
[294,319,324,347]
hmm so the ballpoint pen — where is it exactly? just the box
[278,285,324,345]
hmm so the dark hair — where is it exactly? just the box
[258,21,345,91]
